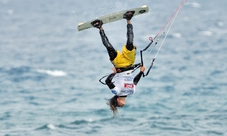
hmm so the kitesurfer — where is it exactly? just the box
[92,11,145,116]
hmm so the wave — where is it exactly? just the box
[35,124,56,130]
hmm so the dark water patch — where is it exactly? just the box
[178,66,187,71]
[183,91,194,96]
[154,102,173,111]
[0,100,18,105]
[0,122,16,130]
[206,130,224,135]
[149,121,192,132]
[28,101,40,106]
[58,124,82,130]
[181,101,200,111]
[98,117,115,123]
[62,98,77,103]
[18,89,32,94]
[210,70,225,76]
[70,119,90,125]
[35,124,50,130]
[24,95,35,101]
[193,50,201,55]
[1,66,47,83]
[6,66,31,75]
[114,117,137,123]
[91,109,109,116]
[204,114,227,120]
[85,128,99,135]
[56,118,111,134]
[65,116,137,129]
[190,86,219,96]
[212,109,227,113]
[146,115,196,134]
[216,38,224,44]
[160,75,176,82]
[183,56,191,60]
[0,112,12,121]
[162,85,175,92]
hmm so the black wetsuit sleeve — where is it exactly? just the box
[133,71,144,85]
[105,73,116,89]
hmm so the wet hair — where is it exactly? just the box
[106,95,119,116]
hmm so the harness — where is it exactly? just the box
[115,63,140,73]
[99,63,141,85]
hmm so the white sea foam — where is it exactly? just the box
[199,31,213,36]
[217,21,224,27]
[172,33,182,38]
[191,2,201,8]
[37,69,67,77]
[7,10,14,15]
[47,124,56,130]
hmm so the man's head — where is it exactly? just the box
[107,95,127,116]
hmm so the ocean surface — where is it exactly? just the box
[0,0,227,135]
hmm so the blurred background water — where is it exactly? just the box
[0,0,227,136]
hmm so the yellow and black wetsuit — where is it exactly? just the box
[99,24,136,68]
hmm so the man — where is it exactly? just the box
[91,11,145,116]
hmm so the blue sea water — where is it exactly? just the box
[0,0,227,135]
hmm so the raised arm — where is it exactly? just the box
[133,66,145,85]
[105,73,116,89]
